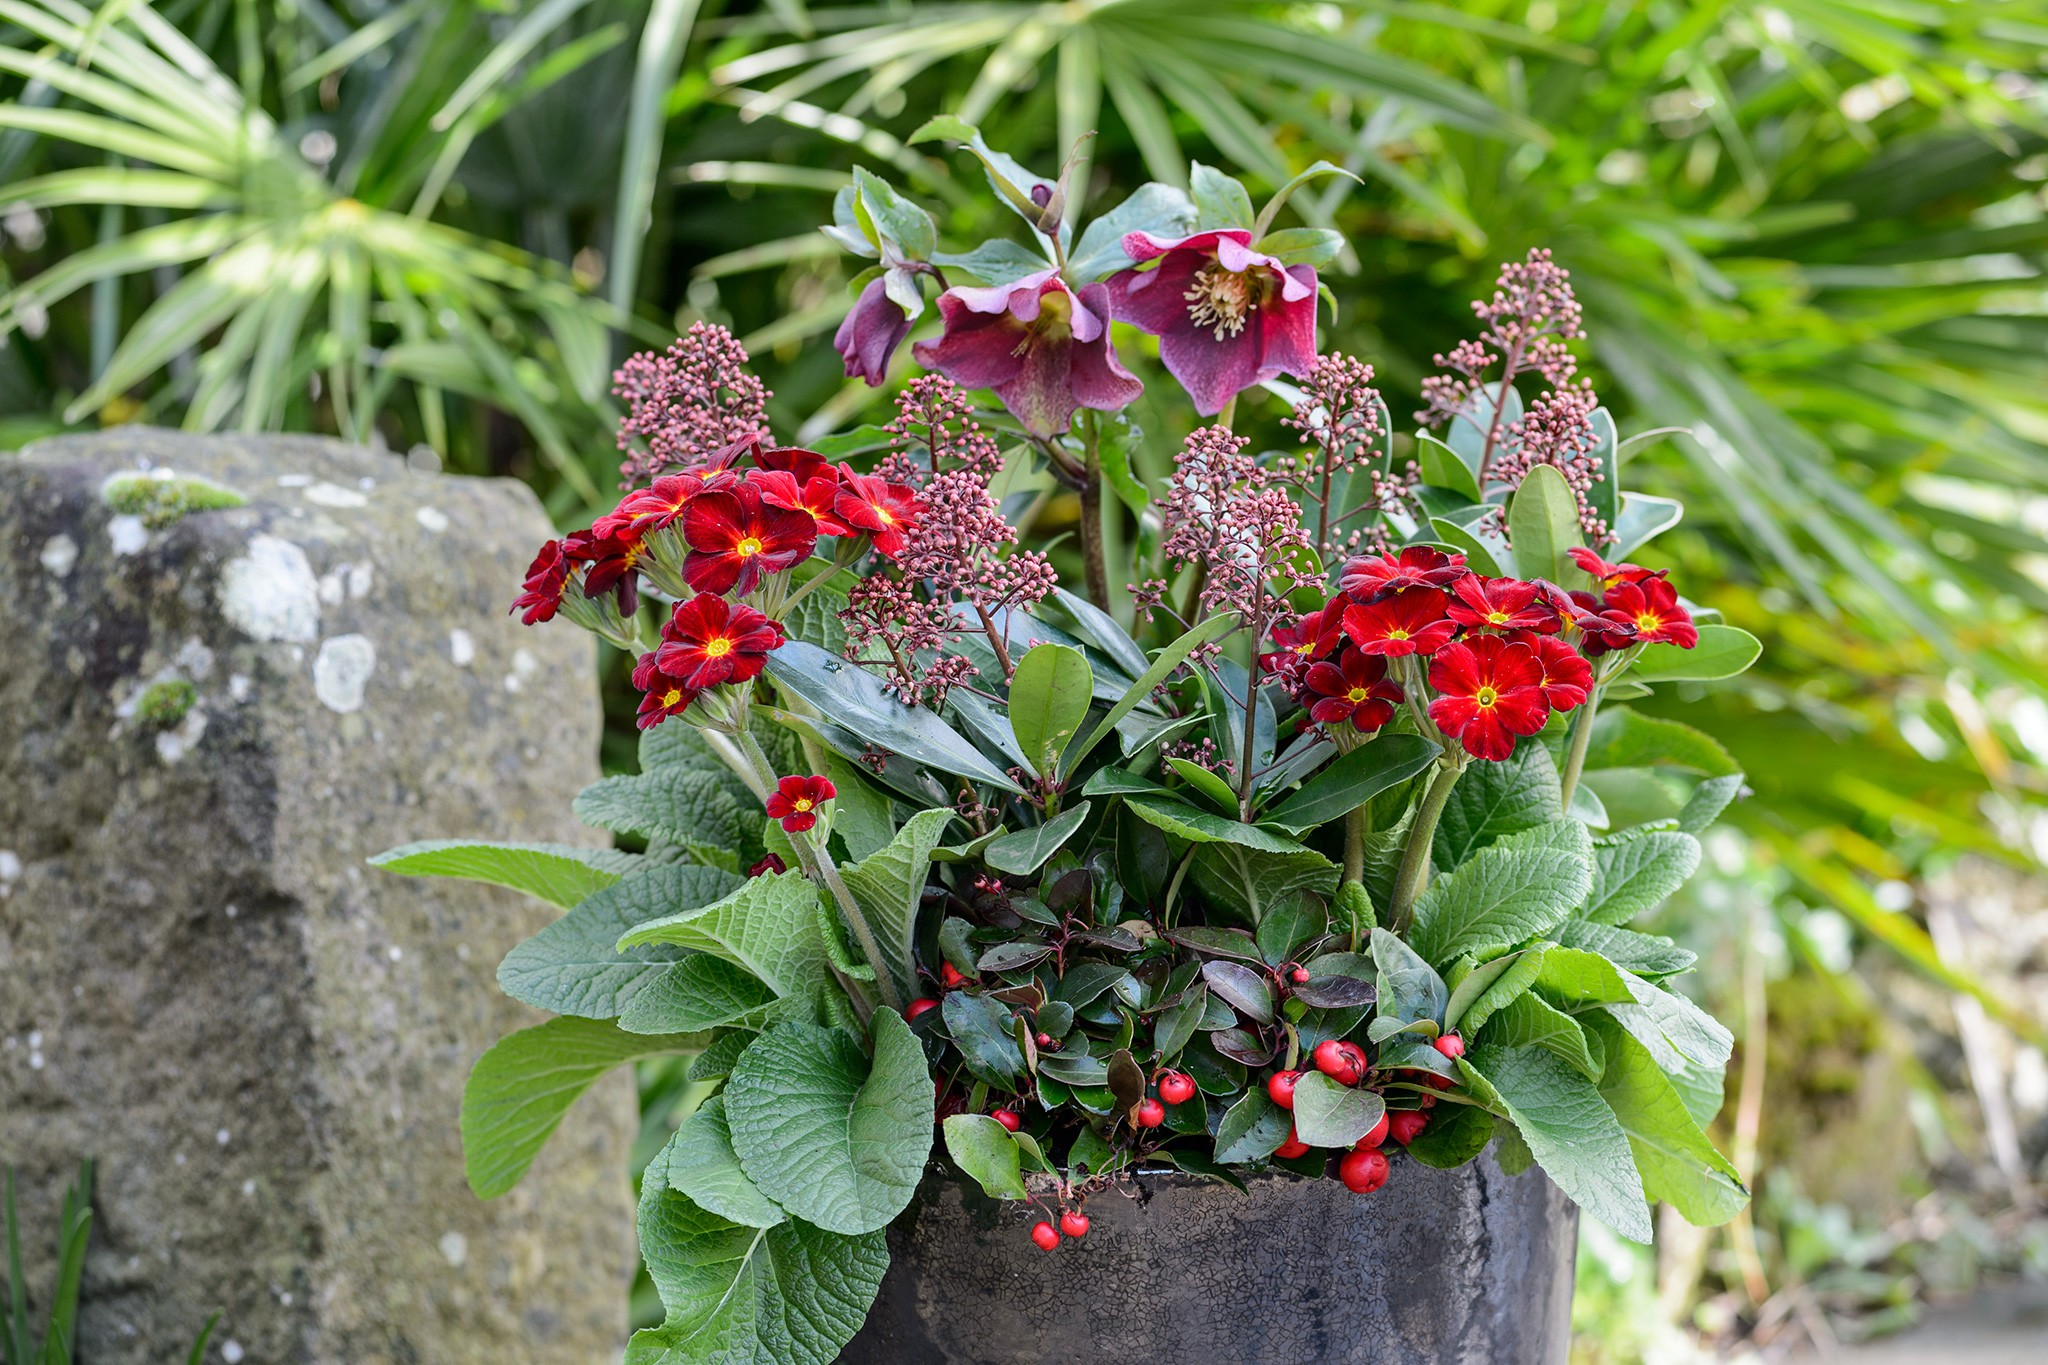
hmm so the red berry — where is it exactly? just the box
[992,1108,1021,1132]
[1059,1210,1090,1239]
[1274,1125,1310,1159]
[1339,1147,1391,1194]
[1433,1033,1465,1059]
[1427,1073,1454,1091]
[1420,1095,1438,1109]
[1157,1071,1197,1106]
[1356,1111,1390,1150]
[1266,1069,1303,1110]
[1312,1039,1368,1087]
[1035,1031,1058,1050]
[1389,1110,1429,1145]
[941,961,968,988]
[1290,966,1311,985]
[1133,1098,1166,1129]
[906,998,939,1020]
[1030,1221,1060,1251]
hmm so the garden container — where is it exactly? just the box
[839,1150,1576,1364]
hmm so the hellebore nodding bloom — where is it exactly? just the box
[766,774,836,833]
[1339,546,1468,601]
[653,593,785,691]
[835,276,914,386]
[911,269,1142,438]
[511,539,572,624]
[1304,651,1405,732]
[1342,589,1456,658]
[1428,634,1550,762]
[682,480,818,596]
[1109,230,1318,416]
[834,467,922,558]
[631,652,698,730]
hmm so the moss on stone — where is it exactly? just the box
[136,678,197,728]
[101,471,247,528]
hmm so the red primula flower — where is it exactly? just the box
[681,480,818,596]
[834,466,922,558]
[765,774,836,833]
[595,472,704,539]
[1515,631,1594,711]
[757,445,834,485]
[1342,589,1456,657]
[652,593,785,690]
[630,652,698,730]
[511,538,572,624]
[1446,575,1556,633]
[1599,577,1698,648]
[566,528,643,613]
[1303,651,1406,731]
[1427,634,1551,762]
[1539,582,1639,655]
[1339,546,1468,602]
[1567,546,1662,590]
[1259,601,1345,678]
[747,853,787,878]
[754,469,851,536]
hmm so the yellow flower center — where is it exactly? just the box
[1346,687,1370,703]
[1487,610,1510,624]
[662,688,683,706]
[736,536,763,557]
[704,637,733,658]
[1184,263,1254,340]
[794,797,814,812]
[1387,627,1410,640]
[1636,612,1661,632]
[876,508,895,526]
[1475,686,1499,707]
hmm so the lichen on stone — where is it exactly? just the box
[136,678,198,728]
[102,470,248,528]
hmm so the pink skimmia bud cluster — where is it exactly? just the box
[1266,544,1698,761]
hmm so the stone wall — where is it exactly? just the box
[0,430,633,1363]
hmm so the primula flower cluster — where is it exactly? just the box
[512,326,927,731]
[1269,543,1698,761]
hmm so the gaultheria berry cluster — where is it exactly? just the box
[613,322,772,486]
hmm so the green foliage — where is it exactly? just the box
[133,677,194,728]
[368,839,634,909]
[100,471,245,527]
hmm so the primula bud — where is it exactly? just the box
[1059,1210,1090,1240]
[1267,1069,1303,1110]
[992,1108,1021,1132]
[1030,1222,1061,1251]
[1339,1147,1391,1194]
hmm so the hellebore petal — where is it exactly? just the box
[835,276,915,386]
[913,271,1139,437]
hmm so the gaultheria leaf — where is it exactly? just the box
[1466,1042,1652,1242]
[943,991,1027,1087]
[1202,960,1276,1025]
[617,870,831,1006]
[981,802,1090,876]
[499,865,740,1019]
[1261,734,1438,835]
[942,1114,1028,1200]
[1445,945,1547,1036]
[1189,844,1338,923]
[725,1010,933,1236]
[1557,922,1697,978]
[1628,625,1761,683]
[1603,972,1735,1128]
[839,808,957,1003]
[765,641,1024,792]
[628,1184,885,1365]
[1432,741,1562,869]
[1506,464,1582,586]
[1582,707,1739,778]
[369,839,635,908]
[1584,1015,1748,1227]
[1008,642,1094,777]
[573,769,749,856]
[1372,927,1448,1029]
[1127,797,1310,852]
[1291,1073,1386,1148]
[1212,1090,1291,1163]
[653,1094,784,1230]
[1408,821,1594,968]
[462,1017,704,1199]
[1581,831,1701,926]
[1064,612,1238,774]
[619,955,779,1035]
[1478,991,1603,1082]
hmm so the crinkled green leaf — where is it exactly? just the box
[369,839,634,908]
[617,869,830,1006]
[1408,821,1594,968]
[1432,742,1562,869]
[1581,830,1701,926]
[1466,1041,1651,1242]
[654,1095,785,1229]
[839,808,957,1004]
[499,865,741,1019]
[573,769,749,857]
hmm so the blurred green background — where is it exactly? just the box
[5,1,2048,1355]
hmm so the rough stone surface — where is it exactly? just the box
[840,1153,1577,1364]
[0,430,633,1363]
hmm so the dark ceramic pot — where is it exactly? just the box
[838,1151,1576,1364]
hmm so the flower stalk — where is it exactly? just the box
[1388,753,1467,934]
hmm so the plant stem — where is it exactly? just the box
[1079,410,1109,607]
[1343,803,1366,886]
[732,729,902,1014]
[1236,605,1266,819]
[1557,688,1601,813]
[1388,755,1465,934]
[1161,845,1197,927]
